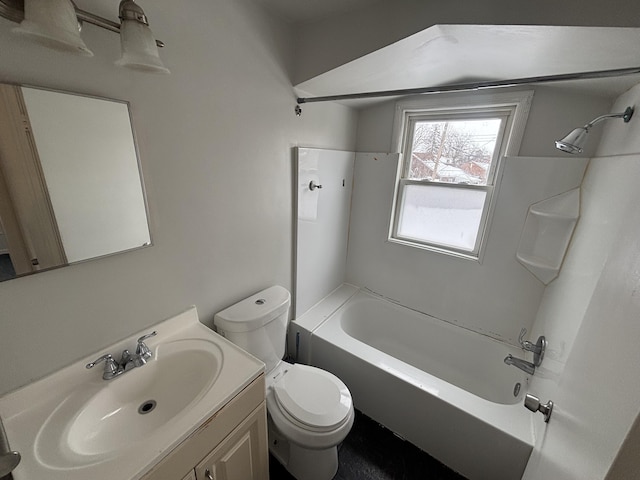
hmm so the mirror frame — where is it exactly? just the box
[0,82,153,282]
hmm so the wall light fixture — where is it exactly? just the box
[0,0,169,73]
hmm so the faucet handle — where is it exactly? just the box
[137,331,157,344]
[136,331,157,360]
[518,328,529,347]
[518,328,547,366]
[518,328,538,350]
[86,354,122,380]
[86,353,115,369]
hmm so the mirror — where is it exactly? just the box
[0,84,151,282]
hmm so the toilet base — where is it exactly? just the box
[288,443,338,480]
[268,417,339,480]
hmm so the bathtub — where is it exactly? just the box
[289,284,534,480]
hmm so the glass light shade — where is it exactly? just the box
[115,19,169,74]
[13,0,93,56]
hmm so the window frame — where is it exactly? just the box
[389,90,534,261]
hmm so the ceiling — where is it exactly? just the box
[69,2,640,107]
[293,25,640,108]
[256,0,381,23]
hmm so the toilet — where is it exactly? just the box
[214,285,354,480]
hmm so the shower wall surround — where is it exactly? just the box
[345,152,587,344]
[294,148,355,317]
[348,88,608,345]
[522,81,640,480]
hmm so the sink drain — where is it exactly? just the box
[138,400,157,415]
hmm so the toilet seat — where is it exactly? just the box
[273,364,351,433]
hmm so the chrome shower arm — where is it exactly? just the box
[556,106,634,154]
[584,106,634,130]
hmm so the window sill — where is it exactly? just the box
[386,236,482,263]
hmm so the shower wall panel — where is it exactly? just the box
[294,147,354,317]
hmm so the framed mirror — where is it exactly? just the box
[0,84,151,282]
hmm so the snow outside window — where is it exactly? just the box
[389,92,533,260]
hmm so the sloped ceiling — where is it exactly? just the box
[255,0,381,23]
[294,25,640,106]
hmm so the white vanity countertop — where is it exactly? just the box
[0,306,264,480]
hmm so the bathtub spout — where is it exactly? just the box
[504,354,535,375]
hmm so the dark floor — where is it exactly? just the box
[0,254,16,282]
[269,410,467,480]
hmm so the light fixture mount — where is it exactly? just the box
[0,0,164,46]
[119,0,148,26]
[0,0,168,72]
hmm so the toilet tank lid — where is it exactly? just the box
[214,285,291,333]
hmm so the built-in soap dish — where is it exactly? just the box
[516,188,580,284]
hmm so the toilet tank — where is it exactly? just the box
[214,285,290,373]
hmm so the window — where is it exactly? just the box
[390,91,533,260]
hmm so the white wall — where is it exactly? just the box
[347,87,611,344]
[0,0,357,395]
[523,83,640,480]
[355,87,612,157]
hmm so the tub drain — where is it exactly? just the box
[138,400,157,414]
[513,383,521,397]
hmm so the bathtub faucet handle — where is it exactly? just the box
[518,328,533,349]
[518,328,547,367]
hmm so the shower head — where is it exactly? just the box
[555,106,634,154]
[555,127,589,154]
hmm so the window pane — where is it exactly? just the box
[397,185,487,251]
[408,118,502,185]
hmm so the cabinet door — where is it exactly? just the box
[195,403,268,480]
[182,471,196,480]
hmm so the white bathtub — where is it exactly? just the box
[290,284,534,480]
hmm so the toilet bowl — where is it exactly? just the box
[214,286,354,480]
[266,362,354,480]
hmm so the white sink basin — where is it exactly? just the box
[34,338,223,468]
[65,339,221,457]
[0,307,264,480]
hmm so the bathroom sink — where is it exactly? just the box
[68,339,221,457]
[35,338,223,468]
[0,307,264,480]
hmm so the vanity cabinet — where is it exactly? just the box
[141,374,268,480]
[195,404,266,480]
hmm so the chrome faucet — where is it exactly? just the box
[120,331,157,370]
[504,354,535,375]
[86,331,157,380]
[0,414,21,478]
[518,328,547,366]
